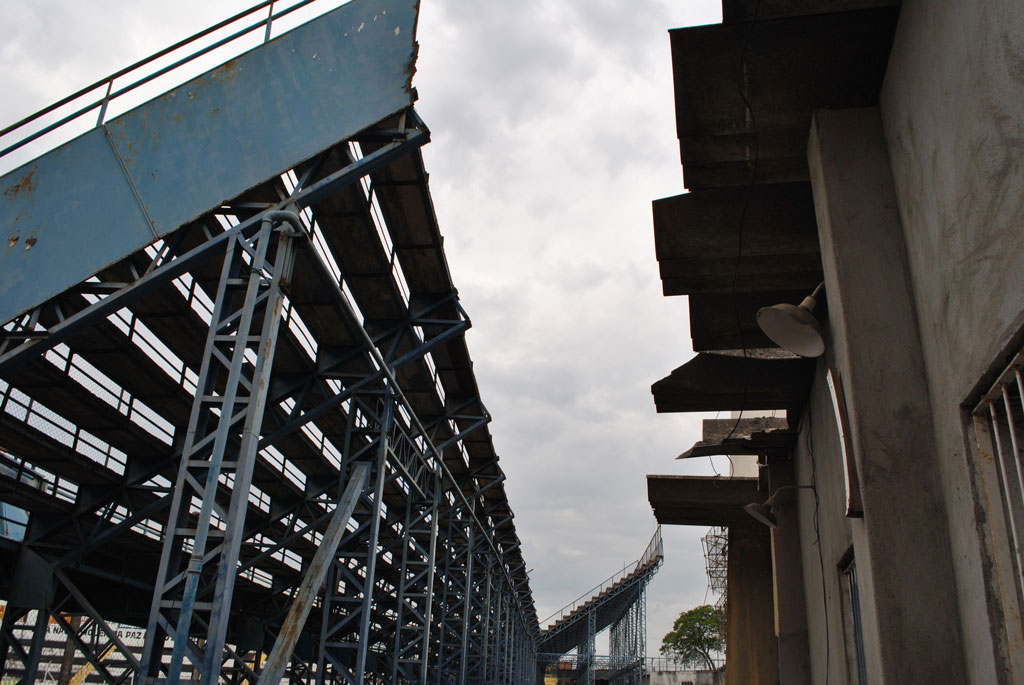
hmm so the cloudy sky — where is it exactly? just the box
[1,0,727,654]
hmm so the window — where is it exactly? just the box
[971,344,1024,670]
[0,501,28,541]
[839,550,867,685]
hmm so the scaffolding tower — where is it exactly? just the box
[702,526,729,649]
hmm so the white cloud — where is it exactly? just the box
[416,0,726,646]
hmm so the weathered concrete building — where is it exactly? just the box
[648,0,1024,682]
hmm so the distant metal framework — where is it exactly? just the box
[0,1,539,683]
[702,527,728,597]
[537,527,663,685]
[702,527,728,649]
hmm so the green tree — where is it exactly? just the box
[659,604,723,670]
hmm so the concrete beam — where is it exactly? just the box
[703,416,789,444]
[688,291,807,351]
[670,8,898,189]
[677,417,791,459]
[653,183,822,296]
[652,352,814,413]
[647,475,762,527]
[722,0,899,23]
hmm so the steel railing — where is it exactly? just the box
[0,0,348,168]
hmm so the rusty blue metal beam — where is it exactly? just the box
[0,124,427,377]
[0,0,418,326]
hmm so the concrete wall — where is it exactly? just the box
[880,0,1024,680]
[768,460,810,682]
[725,525,779,684]
[789,369,854,684]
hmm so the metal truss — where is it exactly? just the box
[702,526,729,650]
[580,611,597,685]
[0,107,540,683]
[702,527,728,597]
[435,492,473,683]
[304,387,539,685]
[138,210,302,681]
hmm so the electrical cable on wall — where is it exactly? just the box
[721,0,762,449]
[806,401,831,684]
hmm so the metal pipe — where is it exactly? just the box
[258,462,371,685]
[988,401,1024,577]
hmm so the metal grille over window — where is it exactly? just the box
[840,555,868,685]
[972,347,1024,645]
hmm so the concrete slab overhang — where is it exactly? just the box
[669,6,900,191]
[654,183,821,295]
[653,182,823,350]
[651,352,815,413]
[647,475,763,527]
[721,0,900,23]
[652,1,899,382]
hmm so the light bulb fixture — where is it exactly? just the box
[756,281,826,358]
[744,485,815,529]
[743,501,778,529]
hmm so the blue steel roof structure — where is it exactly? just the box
[0,1,539,682]
[0,0,416,327]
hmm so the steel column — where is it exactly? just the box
[435,493,472,684]
[21,609,48,684]
[139,212,300,683]
[465,537,494,682]
[354,388,392,683]
[389,469,440,684]
[456,500,477,684]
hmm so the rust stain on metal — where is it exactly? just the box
[24,237,37,251]
[7,235,19,249]
[3,169,37,201]
[208,58,242,85]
